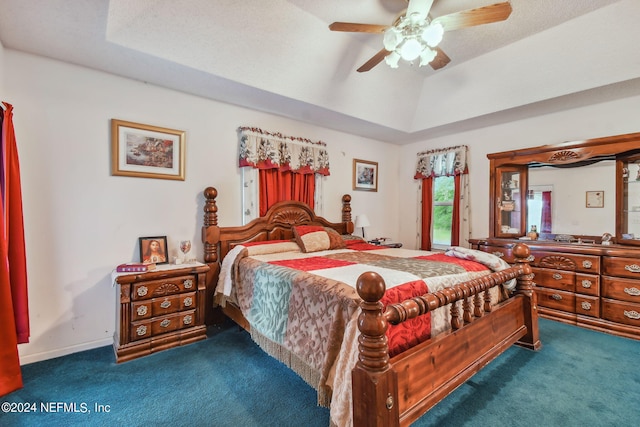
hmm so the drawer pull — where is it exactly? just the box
[160,319,171,328]
[624,310,640,320]
[552,273,563,280]
[136,305,148,316]
[137,286,148,297]
[624,287,640,297]
[160,300,171,309]
[183,315,193,325]
[184,297,193,307]
[624,264,640,273]
[136,325,147,336]
[492,251,504,258]
[580,302,592,311]
[551,294,562,301]
[582,260,592,269]
[581,280,592,289]
[184,279,194,289]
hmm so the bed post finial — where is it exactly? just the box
[342,194,354,234]
[352,271,400,427]
[202,187,220,264]
[513,243,541,350]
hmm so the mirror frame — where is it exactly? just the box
[487,131,640,245]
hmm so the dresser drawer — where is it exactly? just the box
[601,276,640,303]
[130,309,197,341]
[575,273,599,297]
[131,291,196,321]
[131,275,197,300]
[531,251,600,274]
[476,245,515,263]
[576,294,600,318]
[532,267,574,292]
[601,298,640,327]
[602,257,640,279]
[536,287,575,313]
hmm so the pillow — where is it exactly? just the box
[293,225,331,253]
[324,227,346,250]
[243,240,301,256]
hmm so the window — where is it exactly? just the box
[431,176,454,248]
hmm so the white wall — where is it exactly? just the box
[399,93,640,247]
[4,50,400,364]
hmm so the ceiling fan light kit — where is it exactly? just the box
[329,1,513,73]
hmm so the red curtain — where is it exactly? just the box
[420,177,433,250]
[259,169,315,216]
[541,191,552,233]
[1,102,29,396]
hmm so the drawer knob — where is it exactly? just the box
[160,299,171,309]
[582,260,592,269]
[183,315,193,325]
[184,279,194,289]
[492,251,504,258]
[624,310,640,320]
[624,287,640,297]
[552,273,563,280]
[136,325,147,336]
[580,302,592,310]
[184,297,193,307]
[581,280,592,289]
[137,286,148,297]
[136,305,148,316]
[551,294,562,301]
[160,319,171,328]
[624,264,640,273]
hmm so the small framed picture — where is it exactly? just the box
[586,191,604,208]
[353,159,378,192]
[139,236,169,265]
[111,119,186,180]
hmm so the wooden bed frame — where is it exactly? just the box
[201,187,541,427]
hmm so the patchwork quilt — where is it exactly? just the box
[215,239,509,427]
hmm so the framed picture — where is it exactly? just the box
[111,119,185,180]
[353,159,378,192]
[586,191,604,208]
[139,236,169,265]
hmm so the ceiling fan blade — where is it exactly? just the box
[430,47,451,70]
[406,0,435,20]
[329,22,389,33]
[432,2,512,32]
[357,49,391,73]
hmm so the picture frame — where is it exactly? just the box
[111,119,185,180]
[353,159,378,192]
[586,190,604,208]
[139,236,169,265]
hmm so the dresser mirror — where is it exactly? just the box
[488,132,640,246]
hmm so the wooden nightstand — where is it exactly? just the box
[113,263,209,363]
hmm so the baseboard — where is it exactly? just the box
[19,338,113,365]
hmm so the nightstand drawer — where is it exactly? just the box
[130,310,197,341]
[131,275,196,300]
[131,292,196,321]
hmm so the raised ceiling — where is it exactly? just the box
[1,0,639,144]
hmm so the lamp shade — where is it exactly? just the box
[355,214,370,229]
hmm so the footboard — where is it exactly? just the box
[352,243,540,427]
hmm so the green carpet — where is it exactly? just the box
[2,319,639,426]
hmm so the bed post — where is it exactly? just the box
[342,194,355,234]
[202,186,221,325]
[512,243,541,350]
[352,272,400,427]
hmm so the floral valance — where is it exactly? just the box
[414,145,468,179]
[238,127,330,176]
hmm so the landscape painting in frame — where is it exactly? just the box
[353,158,378,192]
[111,119,185,180]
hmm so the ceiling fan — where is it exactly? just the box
[329,0,513,72]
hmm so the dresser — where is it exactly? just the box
[113,263,210,362]
[470,238,640,340]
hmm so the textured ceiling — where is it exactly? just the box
[1,0,638,144]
